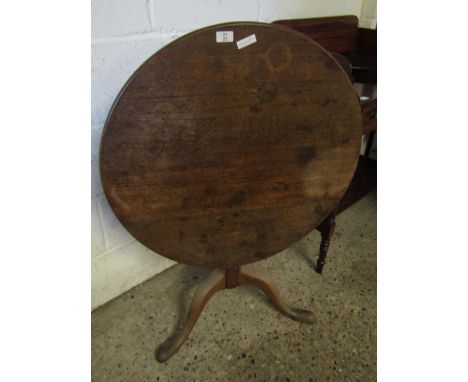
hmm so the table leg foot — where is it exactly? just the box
[156,268,225,362]
[238,267,317,324]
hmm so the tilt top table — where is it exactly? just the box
[99,22,362,362]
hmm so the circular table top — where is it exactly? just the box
[100,22,362,268]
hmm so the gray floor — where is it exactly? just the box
[92,190,376,382]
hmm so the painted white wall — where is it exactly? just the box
[91,0,377,310]
[360,0,378,28]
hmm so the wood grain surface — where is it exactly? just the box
[99,22,362,268]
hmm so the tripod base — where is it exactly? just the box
[156,266,316,362]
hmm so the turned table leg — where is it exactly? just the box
[317,216,336,274]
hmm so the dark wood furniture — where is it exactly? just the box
[274,16,377,273]
[100,22,362,361]
[273,16,377,83]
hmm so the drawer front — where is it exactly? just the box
[361,99,377,134]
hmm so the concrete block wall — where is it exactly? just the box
[91,0,377,310]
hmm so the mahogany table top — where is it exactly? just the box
[99,22,362,268]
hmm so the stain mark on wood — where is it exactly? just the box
[249,105,261,113]
[265,41,292,72]
[297,146,317,165]
[315,204,325,215]
[178,230,185,241]
[297,125,313,132]
[227,191,247,207]
[181,197,190,209]
[200,233,208,244]
[257,82,277,103]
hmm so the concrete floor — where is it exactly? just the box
[92,190,376,382]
